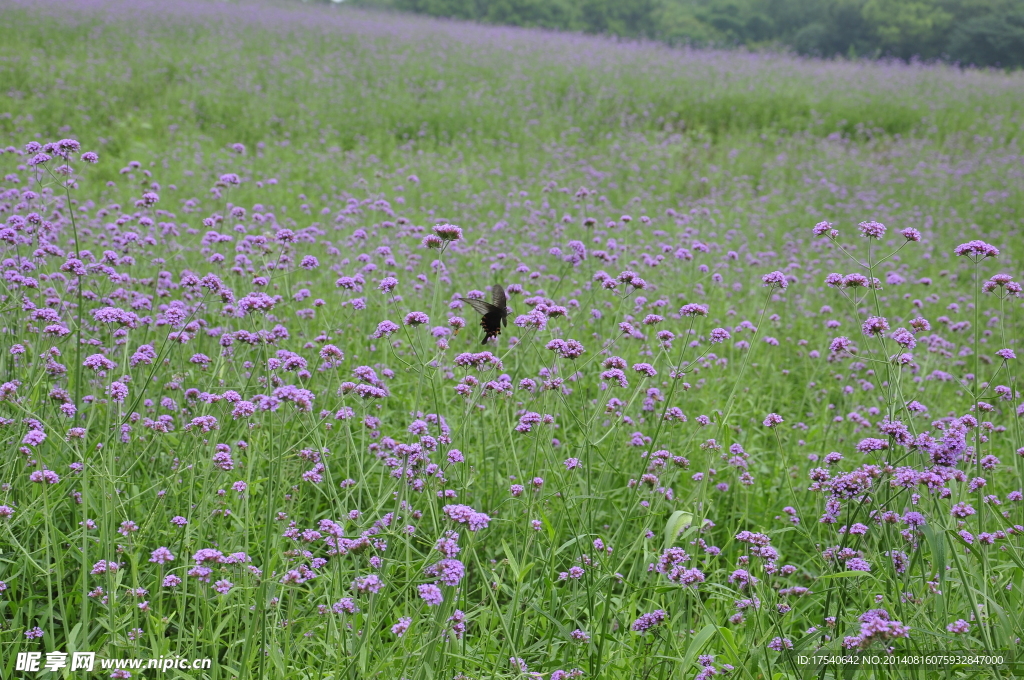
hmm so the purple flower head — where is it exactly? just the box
[890,328,916,348]
[107,381,129,404]
[91,560,119,574]
[418,583,444,606]
[372,320,400,338]
[728,569,758,588]
[432,223,463,241]
[514,311,548,330]
[30,469,60,484]
[443,504,490,531]
[93,307,140,329]
[391,616,412,637]
[332,598,359,615]
[546,338,586,359]
[953,240,999,259]
[570,628,591,642]
[761,270,788,289]
[23,429,46,447]
[843,608,909,649]
[564,566,585,579]
[950,502,976,518]
[631,610,667,633]
[632,363,657,377]
[858,221,886,239]
[855,438,888,453]
[238,291,279,314]
[55,138,81,154]
[232,401,256,419]
[812,221,833,236]
[829,336,853,354]
[842,273,872,288]
[709,328,730,343]
[352,574,383,594]
[861,316,889,336]
[679,303,709,317]
[425,558,465,586]
[83,354,117,372]
[404,311,429,326]
[319,345,344,361]
[947,619,970,634]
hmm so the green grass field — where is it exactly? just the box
[1,1,1023,678]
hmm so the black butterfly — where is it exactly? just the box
[458,284,511,345]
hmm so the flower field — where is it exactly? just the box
[1,0,1023,678]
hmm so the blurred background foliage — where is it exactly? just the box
[332,0,1024,67]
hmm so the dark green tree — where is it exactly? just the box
[344,0,1024,68]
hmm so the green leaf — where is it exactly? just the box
[501,540,532,582]
[715,625,743,667]
[682,623,717,669]
[664,510,692,549]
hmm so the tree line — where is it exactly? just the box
[342,0,1024,68]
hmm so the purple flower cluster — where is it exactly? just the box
[631,610,667,633]
[842,609,910,649]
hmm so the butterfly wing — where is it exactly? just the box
[491,284,507,309]
[458,293,505,344]
[458,297,499,316]
[480,309,504,344]
[491,284,508,327]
